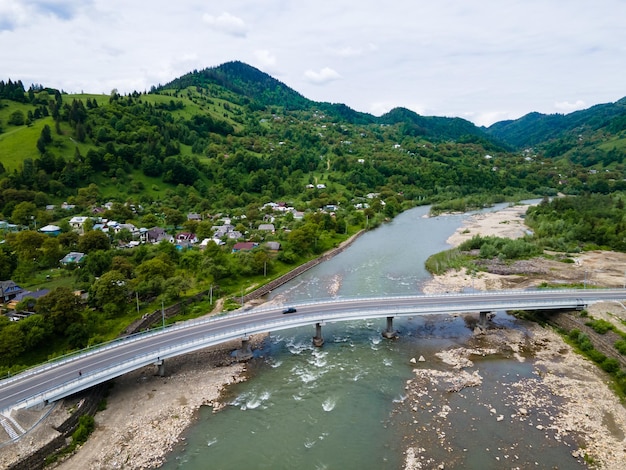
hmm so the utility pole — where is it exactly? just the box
[161,299,165,328]
[136,291,140,314]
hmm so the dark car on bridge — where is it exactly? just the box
[282,307,297,314]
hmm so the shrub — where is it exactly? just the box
[600,358,620,374]
[585,319,613,334]
[587,349,606,364]
[614,339,626,355]
[72,414,95,445]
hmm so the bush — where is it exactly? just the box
[587,349,606,364]
[575,332,594,351]
[72,414,95,445]
[600,358,620,374]
[615,340,626,355]
[585,319,613,334]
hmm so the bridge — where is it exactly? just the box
[1,288,625,428]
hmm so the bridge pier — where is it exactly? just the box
[478,311,495,329]
[382,316,398,339]
[155,358,165,377]
[234,336,254,361]
[313,322,324,347]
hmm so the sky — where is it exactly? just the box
[2,0,626,127]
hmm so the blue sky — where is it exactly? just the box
[2,0,626,126]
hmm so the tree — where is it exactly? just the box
[89,270,129,316]
[0,323,25,364]
[135,256,174,281]
[19,314,50,349]
[5,230,46,261]
[40,237,63,268]
[78,230,110,253]
[8,110,25,126]
[11,201,37,226]
[163,207,185,227]
[37,287,83,334]
[58,231,79,250]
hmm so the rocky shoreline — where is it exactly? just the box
[402,309,626,469]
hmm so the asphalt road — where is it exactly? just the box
[1,289,624,414]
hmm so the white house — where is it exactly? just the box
[69,216,90,233]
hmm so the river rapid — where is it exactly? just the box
[160,203,584,470]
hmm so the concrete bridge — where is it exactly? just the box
[1,288,624,438]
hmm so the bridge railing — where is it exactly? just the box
[3,289,623,392]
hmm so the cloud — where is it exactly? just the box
[254,50,277,67]
[25,0,85,20]
[202,12,248,37]
[304,67,341,85]
[554,99,586,112]
[0,0,29,31]
[0,0,85,31]
[333,46,363,58]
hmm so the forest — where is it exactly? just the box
[1,62,626,373]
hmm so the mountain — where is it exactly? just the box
[160,61,494,137]
[485,97,626,149]
[380,107,502,145]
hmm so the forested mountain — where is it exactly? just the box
[380,106,498,144]
[485,97,626,168]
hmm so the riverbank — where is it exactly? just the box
[403,309,626,469]
[51,337,266,470]
[415,201,626,469]
[423,202,626,293]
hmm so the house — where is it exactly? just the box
[187,212,202,221]
[39,224,61,236]
[200,238,226,248]
[175,232,198,244]
[265,241,281,251]
[0,280,24,303]
[258,223,275,233]
[69,216,90,233]
[113,223,139,237]
[232,242,258,252]
[212,224,234,238]
[146,227,171,244]
[225,231,243,240]
[60,252,86,266]
[7,289,50,310]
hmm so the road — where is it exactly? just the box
[1,288,625,415]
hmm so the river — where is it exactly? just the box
[160,203,584,470]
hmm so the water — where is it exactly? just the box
[270,205,466,300]
[161,202,583,469]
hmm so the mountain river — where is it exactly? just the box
[160,203,583,470]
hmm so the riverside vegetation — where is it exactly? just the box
[1,61,626,379]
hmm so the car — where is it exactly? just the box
[282,307,297,314]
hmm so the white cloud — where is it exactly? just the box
[0,3,23,30]
[333,46,363,58]
[554,100,586,112]
[202,12,248,37]
[254,50,277,67]
[304,67,342,85]
[467,110,520,127]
